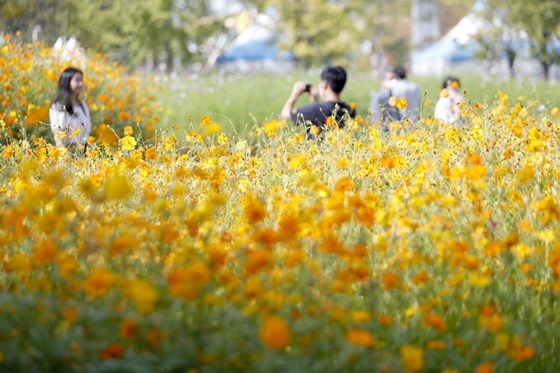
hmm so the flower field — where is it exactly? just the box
[0,34,161,145]
[2,35,560,372]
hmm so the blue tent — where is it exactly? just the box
[217,12,293,65]
[218,39,292,62]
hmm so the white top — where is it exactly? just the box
[49,101,92,147]
[434,91,462,124]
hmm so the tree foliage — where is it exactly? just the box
[0,0,224,70]
[486,0,560,79]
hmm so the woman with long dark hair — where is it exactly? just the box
[49,67,92,147]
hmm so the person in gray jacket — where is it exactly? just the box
[391,66,421,122]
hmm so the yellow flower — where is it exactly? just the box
[259,315,290,350]
[336,157,349,169]
[203,123,222,136]
[388,96,397,107]
[121,135,137,151]
[200,115,211,126]
[124,126,134,135]
[105,174,133,200]
[440,88,449,98]
[309,125,320,135]
[350,310,372,323]
[401,345,424,372]
[469,271,491,288]
[123,279,159,314]
[396,98,408,110]
[262,120,284,137]
[69,128,81,138]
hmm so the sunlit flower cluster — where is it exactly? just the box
[0,33,160,145]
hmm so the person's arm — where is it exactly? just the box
[281,82,317,121]
[49,106,68,147]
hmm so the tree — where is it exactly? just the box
[486,0,560,79]
[0,0,226,70]
[472,3,519,78]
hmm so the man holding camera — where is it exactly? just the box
[281,66,355,140]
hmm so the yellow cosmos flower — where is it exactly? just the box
[105,174,133,200]
[396,98,408,110]
[121,135,137,150]
[200,115,211,126]
[401,345,424,372]
[124,126,134,136]
[123,279,159,314]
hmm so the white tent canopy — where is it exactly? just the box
[411,2,485,76]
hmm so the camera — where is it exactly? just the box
[304,83,312,92]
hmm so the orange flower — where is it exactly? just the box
[346,328,374,347]
[424,314,447,332]
[426,340,445,350]
[99,343,124,360]
[259,315,290,350]
[244,196,268,223]
[381,272,401,291]
[475,362,493,373]
[377,314,393,327]
[84,268,118,298]
[119,318,139,339]
[144,147,157,160]
[244,249,272,275]
[325,116,337,128]
[512,346,535,362]
[146,328,163,351]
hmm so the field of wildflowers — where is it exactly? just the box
[0,34,161,146]
[2,33,560,372]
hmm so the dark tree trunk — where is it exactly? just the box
[542,60,550,80]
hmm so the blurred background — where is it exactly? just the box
[2,0,559,80]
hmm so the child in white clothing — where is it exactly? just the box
[434,76,463,124]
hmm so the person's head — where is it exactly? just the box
[52,67,84,112]
[392,66,407,80]
[442,76,460,91]
[320,66,347,94]
[382,68,398,89]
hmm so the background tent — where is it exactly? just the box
[216,13,294,73]
[411,3,484,76]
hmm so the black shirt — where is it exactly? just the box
[290,101,356,132]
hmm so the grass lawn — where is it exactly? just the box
[153,69,560,137]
